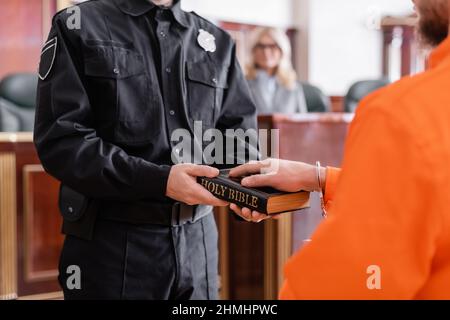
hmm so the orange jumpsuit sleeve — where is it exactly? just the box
[279,281,296,300]
[323,167,341,211]
[280,99,443,299]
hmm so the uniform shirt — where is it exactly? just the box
[34,0,257,204]
[280,36,450,299]
[247,71,307,114]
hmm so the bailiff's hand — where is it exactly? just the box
[166,164,229,207]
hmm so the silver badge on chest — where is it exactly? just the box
[197,29,216,53]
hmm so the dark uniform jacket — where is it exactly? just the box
[34,0,257,237]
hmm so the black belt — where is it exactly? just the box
[97,200,212,226]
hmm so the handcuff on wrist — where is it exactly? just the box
[315,161,327,218]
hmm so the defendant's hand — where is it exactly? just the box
[228,159,326,222]
[166,164,229,207]
[229,158,325,193]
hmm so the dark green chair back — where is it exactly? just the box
[344,79,390,113]
[0,73,38,131]
[301,82,331,113]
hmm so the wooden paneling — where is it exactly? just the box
[0,133,62,298]
[330,96,345,112]
[228,216,265,300]
[0,153,18,300]
[23,165,63,283]
[216,206,266,300]
[214,207,230,300]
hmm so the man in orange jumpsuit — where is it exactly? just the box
[229,0,450,299]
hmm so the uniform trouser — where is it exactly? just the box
[57,213,219,300]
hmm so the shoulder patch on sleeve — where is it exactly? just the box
[38,37,58,80]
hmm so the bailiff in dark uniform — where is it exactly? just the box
[34,0,257,299]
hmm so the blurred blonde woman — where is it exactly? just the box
[246,27,307,114]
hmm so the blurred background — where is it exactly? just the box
[0,0,422,109]
[0,0,419,300]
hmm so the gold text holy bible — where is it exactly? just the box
[198,170,310,215]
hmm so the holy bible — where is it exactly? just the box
[197,170,310,214]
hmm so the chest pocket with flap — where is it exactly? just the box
[186,59,228,127]
[83,40,160,145]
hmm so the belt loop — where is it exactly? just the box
[179,203,194,225]
[191,204,198,222]
[172,203,198,226]
[172,202,180,226]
